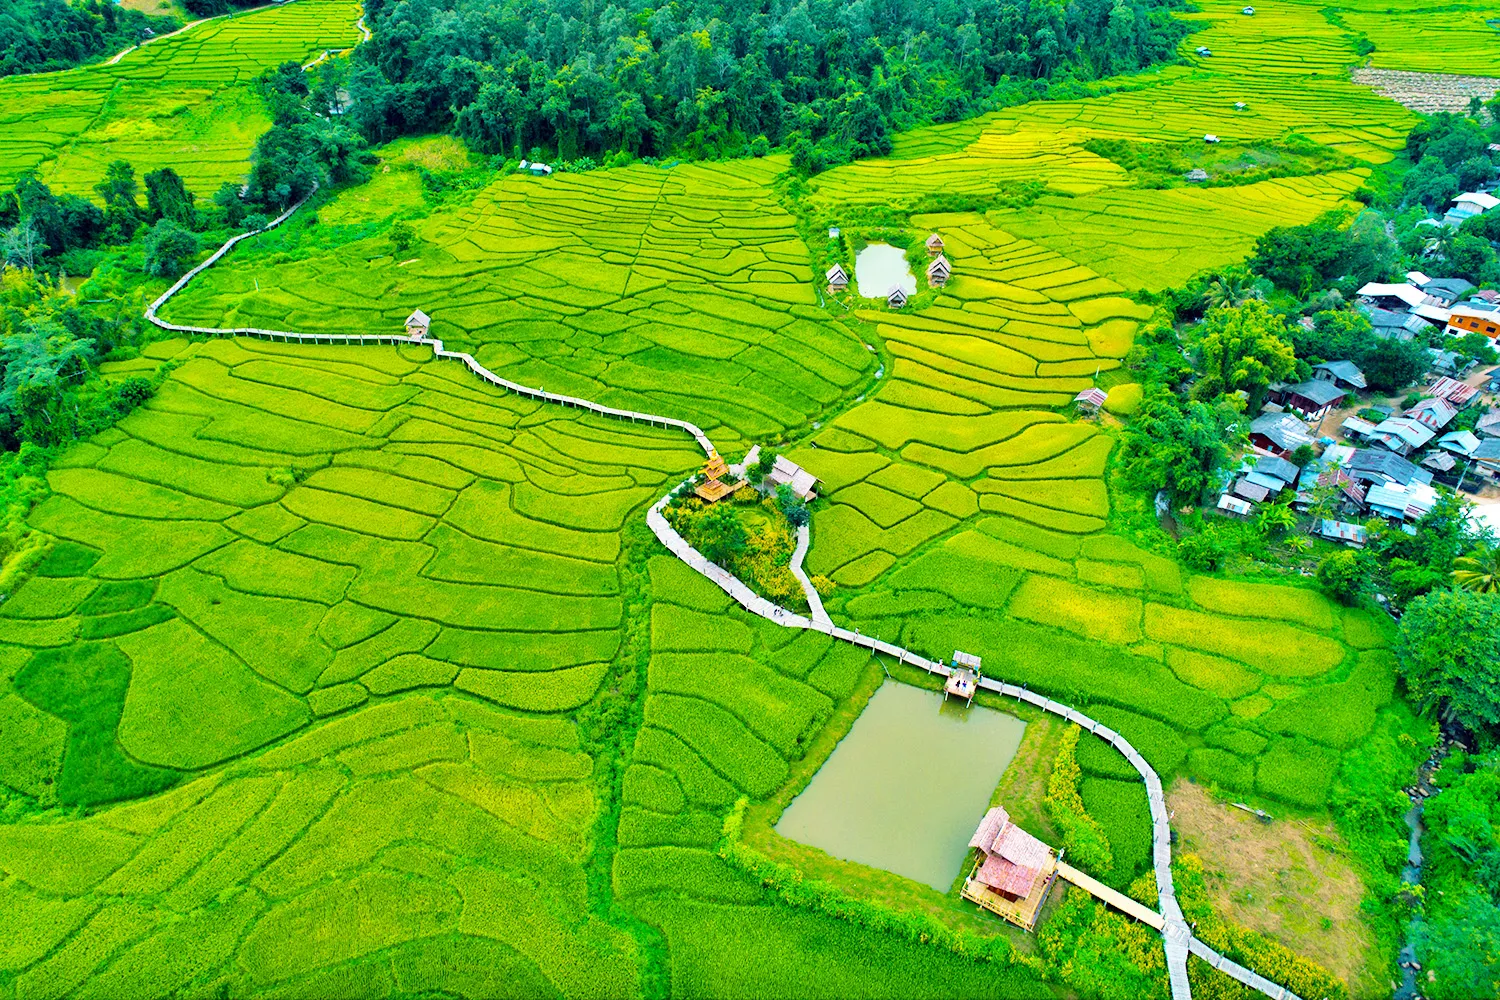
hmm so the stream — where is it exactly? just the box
[1394,736,1460,1000]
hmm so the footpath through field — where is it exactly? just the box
[144,196,1309,1000]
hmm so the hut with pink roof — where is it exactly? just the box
[960,805,1059,930]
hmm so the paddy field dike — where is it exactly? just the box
[0,0,1455,996]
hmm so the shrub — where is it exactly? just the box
[141,218,198,277]
[1316,550,1366,605]
[1043,725,1115,876]
[389,221,416,254]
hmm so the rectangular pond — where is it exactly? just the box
[776,681,1026,892]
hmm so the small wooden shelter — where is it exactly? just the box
[767,455,818,500]
[944,649,982,705]
[925,233,945,255]
[887,286,908,309]
[825,263,849,293]
[694,453,743,503]
[961,806,1059,932]
[1074,387,1108,414]
[405,309,431,338]
[927,255,951,288]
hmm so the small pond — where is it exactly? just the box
[855,243,917,299]
[776,681,1026,892]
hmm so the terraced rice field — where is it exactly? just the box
[0,0,1456,993]
[1337,0,1500,76]
[162,158,876,456]
[0,0,362,194]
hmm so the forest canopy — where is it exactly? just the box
[0,0,176,76]
[346,0,1194,169]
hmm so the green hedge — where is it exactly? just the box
[1044,725,1115,876]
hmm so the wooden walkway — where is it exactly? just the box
[1056,862,1165,930]
[142,194,1312,1000]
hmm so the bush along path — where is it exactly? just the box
[146,201,1306,1000]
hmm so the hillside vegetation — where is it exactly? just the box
[349,0,1194,166]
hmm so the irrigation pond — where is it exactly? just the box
[776,681,1026,891]
[854,242,917,298]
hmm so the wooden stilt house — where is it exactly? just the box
[927,254,951,288]
[405,309,431,338]
[961,806,1060,931]
[825,263,848,293]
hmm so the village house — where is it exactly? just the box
[1272,379,1346,420]
[927,255,951,288]
[1341,415,1377,443]
[405,309,431,337]
[1423,451,1458,475]
[1370,415,1436,456]
[1185,168,1209,182]
[1362,305,1432,341]
[1428,348,1475,378]
[825,263,848,293]
[1253,454,1300,488]
[1445,190,1500,227]
[1231,477,1270,504]
[1249,411,1314,456]
[1444,300,1500,339]
[960,806,1059,932]
[1313,360,1366,391]
[1367,480,1440,522]
[1315,518,1368,546]
[1478,409,1500,437]
[1348,449,1432,489]
[1218,493,1254,516]
[1407,397,1459,432]
[1439,430,1482,457]
[925,233,944,255]
[1231,454,1300,506]
[1415,276,1477,307]
[887,287,908,309]
[1429,376,1478,409]
[1357,281,1431,313]
[1474,437,1500,475]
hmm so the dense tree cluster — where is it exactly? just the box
[0,0,176,76]
[344,0,1193,169]
[0,163,208,277]
[0,268,155,452]
[1402,112,1499,210]
[1416,749,1500,1000]
[1247,211,1394,297]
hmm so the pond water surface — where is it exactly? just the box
[855,243,917,299]
[776,681,1026,892]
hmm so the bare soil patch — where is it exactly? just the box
[1352,68,1500,113]
[1168,781,1379,996]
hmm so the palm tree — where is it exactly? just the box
[1257,502,1298,537]
[1453,547,1500,592]
[1202,269,1263,311]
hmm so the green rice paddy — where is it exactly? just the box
[0,0,363,194]
[0,0,1463,994]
